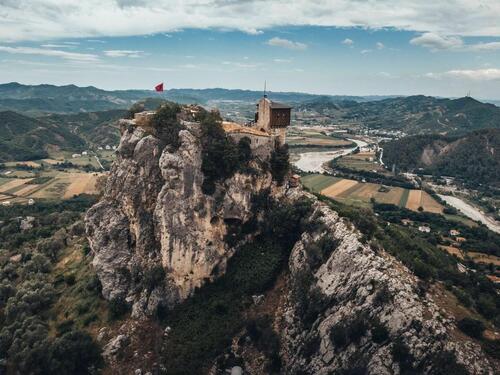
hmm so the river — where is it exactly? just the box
[438,195,500,234]
[293,138,368,173]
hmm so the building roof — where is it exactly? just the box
[222,121,270,137]
[269,101,292,109]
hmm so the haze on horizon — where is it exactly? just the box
[1,0,500,100]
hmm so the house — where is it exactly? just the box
[289,174,301,188]
[401,219,413,226]
[28,198,35,205]
[418,225,431,233]
[82,151,88,156]
[105,145,111,150]
[455,236,466,243]
[449,229,460,236]
[71,153,81,158]
[98,146,103,150]
[2,201,11,206]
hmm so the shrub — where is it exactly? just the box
[64,273,76,286]
[142,265,166,291]
[330,324,348,348]
[270,145,290,185]
[371,321,389,343]
[150,103,183,148]
[49,330,103,375]
[457,317,485,339]
[391,338,414,372]
[108,296,130,320]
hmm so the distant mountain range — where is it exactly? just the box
[383,128,500,187]
[0,82,396,115]
[298,95,500,135]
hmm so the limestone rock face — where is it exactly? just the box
[278,192,494,374]
[86,121,272,316]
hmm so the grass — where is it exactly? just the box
[399,189,410,208]
[301,174,341,193]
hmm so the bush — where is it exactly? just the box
[108,296,130,320]
[457,317,485,339]
[371,321,389,343]
[391,338,414,372]
[150,103,183,148]
[142,265,166,291]
[50,330,103,375]
[270,145,290,185]
[330,324,348,348]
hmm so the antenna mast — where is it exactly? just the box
[264,80,267,98]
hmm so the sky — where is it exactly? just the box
[1,0,500,99]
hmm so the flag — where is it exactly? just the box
[155,83,164,92]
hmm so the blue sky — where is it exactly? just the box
[1,1,500,99]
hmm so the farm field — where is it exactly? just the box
[0,171,103,204]
[302,174,444,214]
[467,252,500,266]
[336,152,387,173]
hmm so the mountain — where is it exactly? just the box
[83,106,495,373]
[43,109,127,147]
[0,110,85,161]
[0,82,392,115]
[299,95,500,134]
[383,128,500,186]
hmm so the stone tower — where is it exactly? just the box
[254,96,291,146]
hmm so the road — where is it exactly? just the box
[438,194,500,234]
[293,138,368,173]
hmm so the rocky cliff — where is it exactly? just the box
[86,119,273,317]
[276,192,494,374]
[86,111,494,374]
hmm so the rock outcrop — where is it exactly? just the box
[86,120,272,317]
[277,191,494,374]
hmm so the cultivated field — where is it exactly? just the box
[468,252,500,266]
[406,190,443,213]
[336,152,386,173]
[302,174,444,214]
[0,172,102,203]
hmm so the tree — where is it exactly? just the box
[50,330,103,375]
[457,317,485,339]
[270,145,290,185]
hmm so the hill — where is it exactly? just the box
[299,95,500,134]
[0,111,86,161]
[383,128,500,186]
[0,82,390,114]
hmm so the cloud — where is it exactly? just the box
[425,68,500,81]
[4,1,500,42]
[411,32,500,52]
[266,37,307,50]
[40,44,73,48]
[360,49,372,54]
[410,33,463,51]
[273,58,292,63]
[0,46,99,62]
[104,50,144,58]
[376,42,385,49]
[341,38,354,46]
[222,60,260,68]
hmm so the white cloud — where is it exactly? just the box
[222,60,260,68]
[104,50,144,58]
[425,68,500,81]
[40,44,73,48]
[0,46,98,62]
[376,42,385,49]
[411,32,500,52]
[266,37,307,50]
[273,58,292,63]
[3,1,499,42]
[361,49,372,54]
[410,33,463,51]
[341,38,354,46]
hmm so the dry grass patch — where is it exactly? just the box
[321,179,358,198]
[0,178,33,193]
[438,245,464,260]
[467,252,500,266]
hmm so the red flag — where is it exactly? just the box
[155,83,164,92]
